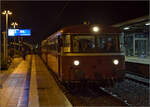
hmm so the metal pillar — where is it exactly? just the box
[133,33,135,56]
[2,32,8,66]
[21,37,24,51]
[149,33,150,56]
[13,26,16,57]
[19,37,21,52]
[14,37,16,57]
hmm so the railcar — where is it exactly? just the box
[41,24,125,86]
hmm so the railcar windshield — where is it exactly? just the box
[63,34,120,53]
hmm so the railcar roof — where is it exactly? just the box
[59,24,122,34]
[43,24,122,43]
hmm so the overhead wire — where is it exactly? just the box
[50,1,70,31]
[55,1,70,21]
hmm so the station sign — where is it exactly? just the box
[8,29,31,36]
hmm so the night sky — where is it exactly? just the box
[1,1,149,44]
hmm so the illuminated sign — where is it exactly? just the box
[8,29,31,36]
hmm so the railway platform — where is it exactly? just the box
[125,56,150,78]
[0,55,31,107]
[0,57,22,86]
[3,54,149,107]
[0,54,72,107]
[29,55,72,107]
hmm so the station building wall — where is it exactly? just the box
[115,15,150,77]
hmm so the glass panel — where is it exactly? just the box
[135,40,147,57]
[72,35,95,52]
[97,36,117,52]
[125,36,133,56]
[63,35,71,52]
[71,35,118,53]
[135,33,147,38]
[48,39,57,51]
[119,34,125,53]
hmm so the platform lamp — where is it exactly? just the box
[11,22,18,57]
[11,22,18,28]
[2,10,12,66]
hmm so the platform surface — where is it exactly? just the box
[125,56,150,64]
[0,57,22,86]
[0,55,72,107]
[29,55,72,107]
[0,55,31,107]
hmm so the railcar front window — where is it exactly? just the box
[72,35,95,52]
[66,35,119,53]
[97,36,117,52]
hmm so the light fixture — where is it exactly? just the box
[11,22,18,26]
[2,10,12,15]
[113,59,119,65]
[73,60,80,66]
[145,22,150,26]
[2,10,6,15]
[123,27,130,30]
[92,26,99,32]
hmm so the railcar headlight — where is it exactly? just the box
[73,60,80,66]
[113,59,119,65]
[93,26,99,32]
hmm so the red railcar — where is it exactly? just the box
[41,24,125,86]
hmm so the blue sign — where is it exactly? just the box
[8,29,31,36]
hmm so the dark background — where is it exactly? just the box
[1,1,149,45]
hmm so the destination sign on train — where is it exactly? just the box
[8,29,31,36]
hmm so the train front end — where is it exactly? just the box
[61,54,125,84]
[59,25,125,86]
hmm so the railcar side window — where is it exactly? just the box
[48,39,57,51]
[63,35,71,52]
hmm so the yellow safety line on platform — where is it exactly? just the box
[28,55,40,107]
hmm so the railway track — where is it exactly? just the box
[125,72,149,86]
[99,87,131,106]
[125,77,149,87]
[103,78,150,106]
[45,64,128,106]
[44,61,149,106]
[61,83,128,106]
[42,57,149,106]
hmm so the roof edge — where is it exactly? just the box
[112,15,149,27]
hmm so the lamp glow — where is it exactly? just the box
[2,10,6,15]
[73,60,80,66]
[123,27,130,30]
[2,10,12,15]
[7,10,12,15]
[11,22,18,29]
[11,22,18,26]
[113,59,119,65]
[145,22,150,26]
[92,26,99,32]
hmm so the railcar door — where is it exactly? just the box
[57,36,62,78]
